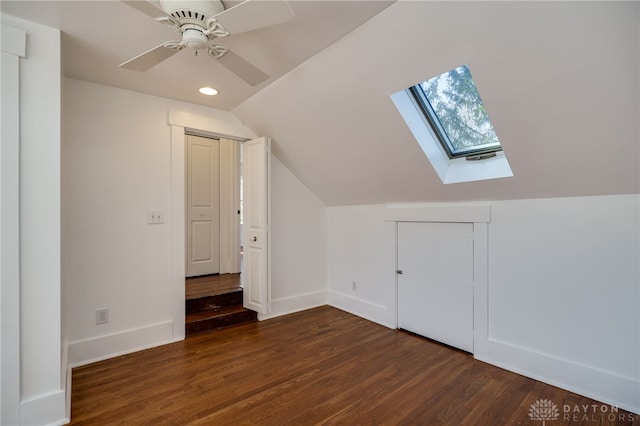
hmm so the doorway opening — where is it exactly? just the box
[184,133,254,335]
[185,134,241,278]
[168,112,271,338]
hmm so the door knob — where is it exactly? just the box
[252,236,257,242]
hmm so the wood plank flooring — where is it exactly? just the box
[69,306,639,425]
[186,273,241,300]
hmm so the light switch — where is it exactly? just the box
[147,210,165,224]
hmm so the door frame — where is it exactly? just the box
[385,205,490,357]
[168,110,256,340]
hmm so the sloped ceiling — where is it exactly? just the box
[3,1,638,206]
[233,1,640,206]
[0,0,394,110]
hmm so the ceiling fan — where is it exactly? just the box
[120,0,294,86]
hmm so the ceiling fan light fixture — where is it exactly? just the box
[199,87,219,96]
[182,27,208,51]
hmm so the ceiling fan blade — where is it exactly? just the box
[213,0,294,36]
[120,43,179,71]
[216,49,269,86]
[121,0,168,19]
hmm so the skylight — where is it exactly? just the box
[409,65,502,159]
[390,64,513,184]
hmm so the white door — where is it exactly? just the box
[219,138,241,274]
[241,137,271,314]
[186,134,220,277]
[397,222,474,352]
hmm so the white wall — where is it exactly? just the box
[326,204,396,328]
[326,194,640,414]
[62,78,242,365]
[488,196,638,378]
[264,156,327,319]
[484,195,639,413]
[63,78,327,366]
[0,14,66,426]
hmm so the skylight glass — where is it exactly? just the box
[410,65,501,159]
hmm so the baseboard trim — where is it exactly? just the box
[62,340,72,423]
[20,389,67,426]
[258,290,327,320]
[68,321,181,368]
[476,338,640,415]
[327,290,395,329]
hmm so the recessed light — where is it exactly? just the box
[199,87,218,96]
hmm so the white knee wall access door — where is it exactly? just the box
[397,222,474,353]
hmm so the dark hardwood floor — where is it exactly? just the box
[186,273,241,299]
[69,306,638,425]
[185,273,256,335]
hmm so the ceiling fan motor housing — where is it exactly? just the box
[182,27,209,50]
[159,0,225,26]
[120,0,288,86]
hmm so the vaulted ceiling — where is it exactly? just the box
[3,1,639,205]
[233,1,640,205]
[1,0,393,110]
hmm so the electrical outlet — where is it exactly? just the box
[96,308,109,325]
[352,281,357,292]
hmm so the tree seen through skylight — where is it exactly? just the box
[418,65,501,156]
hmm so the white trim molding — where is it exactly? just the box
[20,390,67,426]
[169,110,257,341]
[258,290,327,321]
[168,110,255,141]
[385,204,491,223]
[328,290,394,329]
[386,204,491,355]
[68,321,177,368]
[477,338,640,415]
[1,23,25,426]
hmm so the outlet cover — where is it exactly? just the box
[96,308,109,325]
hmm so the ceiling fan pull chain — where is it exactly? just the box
[205,19,230,38]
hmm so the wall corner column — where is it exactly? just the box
[0,23,26,426]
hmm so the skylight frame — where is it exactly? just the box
[408,66,503,160]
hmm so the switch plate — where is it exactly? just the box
[147,210,164,224]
